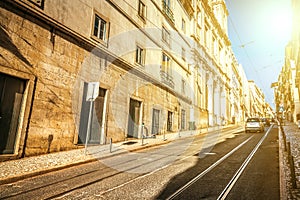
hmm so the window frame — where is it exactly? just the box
[138,0,147,20]
[181,78,186,95]
[135,45,145,66]
[204,24,209,48]
[162,26,171,45]
[181,109,186,130]
[181,47,186,61]
[181,18,186,33]
[162,52,172,74]
[91,12,109,44]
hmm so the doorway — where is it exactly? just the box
[167,111,173,131]
[0,73,26,154]
[127,99,141,138]
[152,109,160,135]
[181,109,186,130]
[78,82,106,144]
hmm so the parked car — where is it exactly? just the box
[245,118,264,133]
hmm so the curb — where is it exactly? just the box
[0,158,97,185]
[278,124,288,200]
[0,138,171,185]
[0,125,241,185]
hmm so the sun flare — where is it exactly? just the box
[269,7,292,39]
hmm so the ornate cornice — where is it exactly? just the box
[201,0,230,46]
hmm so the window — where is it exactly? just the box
[162,27,170,45]
[161,53,174,88]
[136,46,145,66]
[164,0,171,7]
[218,45,222,61]
[181,109,186,130]
[196,25,201,40]
[162,0,174,22]
[162,53,171,73]
[138,1,146,20]
[181,47,186,61]
[213,36,218,57]
[205,25,209,48]
[181,79,186,94]
[197,12,202,26]
[93,14,107,41]
[181,19,186,33]
[220,45,225,65]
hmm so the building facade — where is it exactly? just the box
[0,0,262,159]
[248,80,266,118]
[274,0,300,122]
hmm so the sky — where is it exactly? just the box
[225,0,293,108]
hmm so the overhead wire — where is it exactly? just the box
[226,0,274,105]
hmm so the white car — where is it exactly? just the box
[245,118,264,133]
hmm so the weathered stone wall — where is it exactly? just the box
[0,1,196,157]
[0,3,89,156]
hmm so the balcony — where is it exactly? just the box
[160,70,174,88]
[162,0,175,23]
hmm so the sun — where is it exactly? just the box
[269,6,292,40]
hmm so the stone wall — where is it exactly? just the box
[0,1,195,157]
[0,2,89,156]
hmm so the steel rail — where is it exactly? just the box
[1,126,246,199]
[166,135,254,200]
[217,124,274,200]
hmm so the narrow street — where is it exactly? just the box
[0,0,298,199]
[159,125,279,200]
[0,125,279,199]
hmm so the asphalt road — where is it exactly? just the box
[0,125,279,200]
[159,125,279,200]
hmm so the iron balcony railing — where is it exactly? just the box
[160,70,174,88]
[162,0,175,23]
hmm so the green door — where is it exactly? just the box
[0,73,25,154]
[127,99,141,138]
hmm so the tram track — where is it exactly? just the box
[0,126,277,199]
[166,124,274,200]
[166,135,254,200]
[217,125,273,200]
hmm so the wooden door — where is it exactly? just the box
[0,73,25,154]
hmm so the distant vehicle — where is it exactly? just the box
[245,118,264,133]
[261,118,271,126]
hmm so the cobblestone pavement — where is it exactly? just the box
[280,121,300,199]
[0,134,164,185]
[1,125,244,185]
[8,122,300,199]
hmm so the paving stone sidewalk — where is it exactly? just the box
[0,134,166,185]
[0,124,243,186]
[3,123,298,199]
[0,126,236,185]
[279,121,300,199]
